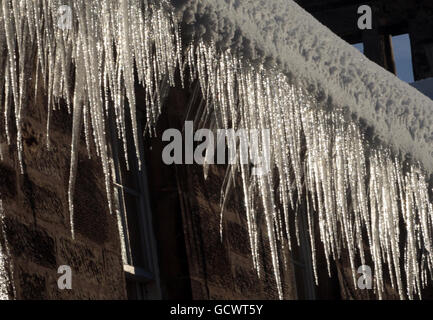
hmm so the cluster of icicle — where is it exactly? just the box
[0,0,182,236]
[1,0,433,300]
[189,41,433,299]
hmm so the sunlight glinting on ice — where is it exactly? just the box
[0,0,433,300]
[0,201,13,300]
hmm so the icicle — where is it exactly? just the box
[68,49,86,239]
[0,200,13,300]
[1,0,433,301]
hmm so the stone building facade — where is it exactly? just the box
[1,0,433,301]
[0,74,125,299]
[0,74,338,300]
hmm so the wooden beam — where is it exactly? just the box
[384,34,397,75]
[409,19,433,81]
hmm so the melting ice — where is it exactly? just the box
[0,0,432,300]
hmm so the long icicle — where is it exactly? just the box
[0,0,433,301]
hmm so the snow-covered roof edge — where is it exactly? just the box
[0,0,432,300]
[174,0,433,173]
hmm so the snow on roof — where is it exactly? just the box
[175,0,433,173]
[0,0,432,300]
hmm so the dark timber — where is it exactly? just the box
[295,0,433,80]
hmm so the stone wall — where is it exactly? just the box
[0,75,126,300]
[3,68,423,301]
[146,84,433,300]
[175,164,298,299]
[0,70,300,300]
[145,86,299,300]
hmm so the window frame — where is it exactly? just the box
[109,109,162,299]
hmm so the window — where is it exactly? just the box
[391,34,414,83]
[109,108,162,299]
[290,206,317,300]
[353,42,364,54]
